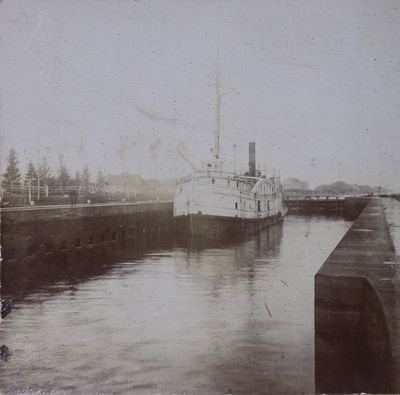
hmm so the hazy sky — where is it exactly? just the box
[1,0,399,188]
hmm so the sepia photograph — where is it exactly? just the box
[0,0,399,394]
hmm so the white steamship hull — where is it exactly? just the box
[174,211,284,236]
[174,161,287,236]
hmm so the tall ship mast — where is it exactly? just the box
[174,73,287,236]
[214,67,221,161]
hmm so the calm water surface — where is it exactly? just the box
[0,215,351,394]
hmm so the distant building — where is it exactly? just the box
[283,178,309,191]
[103,173,145,196]
[103,173,176,200]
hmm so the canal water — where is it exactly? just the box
[0,215,351,394]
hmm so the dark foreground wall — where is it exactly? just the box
[1,202,174,301]
[315,198,400,393]
[1,202,173,261]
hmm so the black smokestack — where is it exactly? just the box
[249,142,256,177]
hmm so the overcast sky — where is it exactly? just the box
[1,0,399,188]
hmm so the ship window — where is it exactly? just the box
[258,201,261,212]
[267,201,270,210]
[211,178,215,184]
[207,163,212,168]
[235,202,238,209]
[236,181,239,188]
[227,180,230,186]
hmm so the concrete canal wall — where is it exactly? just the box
[1,202,173,261]
[285,196,369,218]
[315,197,400,393]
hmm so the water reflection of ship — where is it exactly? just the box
[173,222,284,283]
[173,221,287,394]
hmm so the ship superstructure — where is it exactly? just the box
[174,142,286,235]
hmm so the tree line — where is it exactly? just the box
[1,148,106,193]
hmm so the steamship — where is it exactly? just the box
[174,71,286,236]
[174,141,287,236]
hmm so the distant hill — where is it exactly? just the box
[314,181,388,194]
[282,178,309,191]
